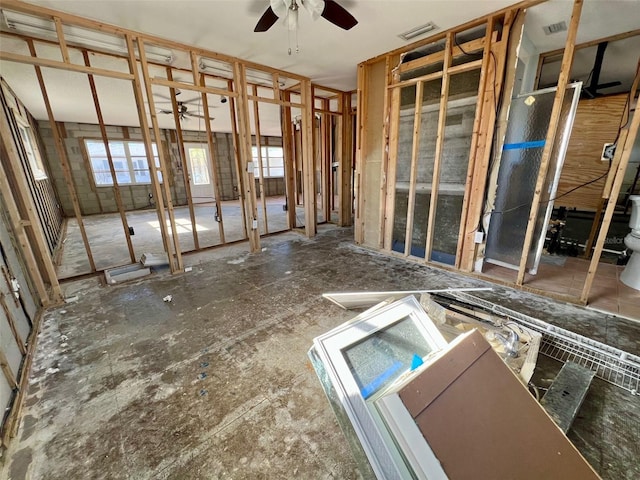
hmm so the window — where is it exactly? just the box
[252,145,284,178]
[14,113,47,180]
[84,139,162,186]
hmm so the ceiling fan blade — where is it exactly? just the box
[188,113,215,120]
[158,110,173,114]
[254,6,279,32]
[321,0,357,30]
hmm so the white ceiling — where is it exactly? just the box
[0,0,638,134]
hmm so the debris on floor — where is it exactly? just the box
[310,290,638,478]
[104,263,151,285]
[140,252,169,267]
[163,295,173,302]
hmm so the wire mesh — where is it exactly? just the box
[442,292,640,395]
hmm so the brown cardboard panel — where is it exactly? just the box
[399,330,600,480]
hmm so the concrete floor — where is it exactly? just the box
[3,226,640,479]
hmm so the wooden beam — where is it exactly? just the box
[581,68,640,303]
[540,28,640,61]
[53,17,70,63]
[0,112,58,305]
[338,92,354,227]
[233,62,260,252]
[0,51,134,81]
[227,78,249,239]
[0,350,18,390]
[138,39,184,272]
[391,59,483,90]
[300,79,317,237]
[517,0,583,285]
[124,35,176,271]
[27,40,96,272]
[191,55,226,244]
[353,63,367,244]
[246,94,303,109]
[382,84,402,251]
[402,81,425,256]
[377,55,394,246]
[424,32,453,261]
[1,0,308,82]
[362,0,544,65]
[399,36,488,74]
[458,13,515,271]
[149,77,236,99]
[167,66,199,250]
[281,90,297,230]
[0,293,26,355]
[83,51,136,264]
[320,99,331,223]
[455,17,495,269]
[251,84,269,234]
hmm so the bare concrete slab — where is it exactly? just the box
[2,226,639,479]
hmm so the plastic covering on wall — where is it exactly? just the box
[485,83,581,273]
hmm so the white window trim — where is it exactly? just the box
[84,138,162,187]
[252,145,284,178]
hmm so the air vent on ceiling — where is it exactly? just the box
[398,22,438,41]
[542,21,567,35]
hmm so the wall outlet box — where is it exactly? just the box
[601,143,616,161]
[252,219,258,229]
[474,231,485,243]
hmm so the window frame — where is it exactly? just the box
[252,144,284,178]
[13,110,48,181]
[83,138,162,187]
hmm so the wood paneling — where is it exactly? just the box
[555,94,628,210]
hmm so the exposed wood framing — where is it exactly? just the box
[167,67,199,250]
[281,90,297,229]
[383,69,402,250]
[455,17,495,269]
[83,51,136,264]
[0,1,308,83]
[320,98,331,223]
[338,91,353,227]
[0,50,135,81]
[0,133,57,305]
[28,39,96,272]
[354,63,367,244]
[399,36,488,74]
[378,55,397,247]
[188,51,226,245]
[424,32,453,261]
[362,0,543,66]
[138,39,184,272]
[403,81,425,256]
[125,35,177,271]
[53,17,70,63]
[0,292,26,355]
[233,62,260,252]
[251,84,269,234]
[301,79,317,237]
[581,64,640,303]
[0,350,18,390]
[227,78,249,239]
[516,0,583,285]
[1,309,43,448]
[459,13,514,271]
[539,28,640,64]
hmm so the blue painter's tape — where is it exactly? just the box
[361,360,404,399]
[503,140,546,150]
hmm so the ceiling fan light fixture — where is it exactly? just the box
[398,22,438,41]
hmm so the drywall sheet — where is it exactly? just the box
[388,330,600,480]
[485,83,581,273]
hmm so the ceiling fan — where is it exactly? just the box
[254,0,358,32]
[153,94,216,121]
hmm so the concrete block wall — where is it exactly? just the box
[39,121,285,216]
